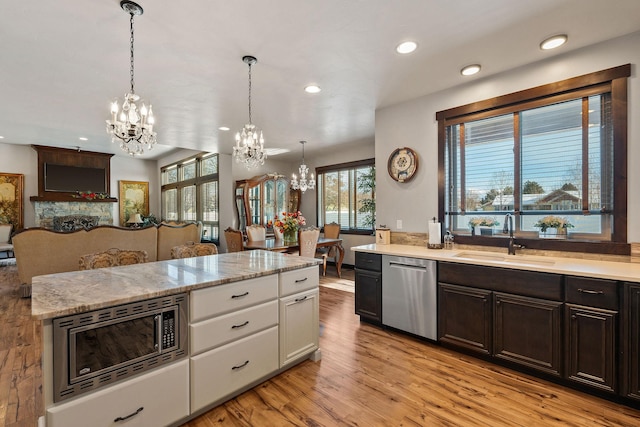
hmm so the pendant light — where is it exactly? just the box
[106,0,157,156]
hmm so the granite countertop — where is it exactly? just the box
[352,244,640,282]
[32,250,321,320]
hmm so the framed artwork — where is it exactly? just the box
[118,180,149,225]
[0,173,24,230]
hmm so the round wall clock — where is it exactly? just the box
[387,147,419,183]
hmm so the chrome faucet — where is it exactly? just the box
[503,213,524,255]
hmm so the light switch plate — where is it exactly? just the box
[396,219,402,229]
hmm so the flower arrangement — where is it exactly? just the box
[269,211,306,234]
[468,217,500,228]
[533,215,574,232]
[72,191,110,200]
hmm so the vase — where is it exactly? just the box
[283,228,298,243]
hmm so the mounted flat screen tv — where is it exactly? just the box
[44,163,107,193]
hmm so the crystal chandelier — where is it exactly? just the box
[291,141,315,193]
[233,55,267,169]
[106,0,157,156]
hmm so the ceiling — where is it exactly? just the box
[2,0,640,161]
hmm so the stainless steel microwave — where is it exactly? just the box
[52,293,188,402]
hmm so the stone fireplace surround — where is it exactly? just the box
[34,201,114,229]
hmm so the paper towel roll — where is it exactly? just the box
[428,222,441,246]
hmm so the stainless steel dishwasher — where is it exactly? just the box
[382,255,437,340]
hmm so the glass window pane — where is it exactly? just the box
[323,172,339,225]
[163,166,177,185]
[181,161,196,181]
[163,189,178,221]
[181,185,196,221]
[201,181,218,222]
[201,155,218,176]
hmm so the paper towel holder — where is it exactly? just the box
[428,217,443,249]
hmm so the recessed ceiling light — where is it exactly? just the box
[540,34,567,50]
[218,126,230,131]
[79,137,88,141]
[0,136,4,139]
[396,41,418,54]
[461,64,481,76]
[304,85,321,94]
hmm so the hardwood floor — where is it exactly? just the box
[2,265,640,426]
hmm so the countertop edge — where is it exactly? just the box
[352,244,640,282]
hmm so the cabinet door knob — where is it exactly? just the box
[572,315,577,320]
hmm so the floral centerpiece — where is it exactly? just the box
[72,191,110,200]
[468,216,500,236]
[533,215,574,238]
[269,211,306,242]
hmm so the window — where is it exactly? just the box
[161,153,219,242]
[437,65,630,254]
[316,159,375,233]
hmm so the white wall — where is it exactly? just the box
[375,31,640,243]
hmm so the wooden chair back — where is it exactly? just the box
[298,227,320,258]
[323,222,340,239]
[79,248,149,270]
[224,227,245,253]
[171,241,218,259]
[246,225,266,241]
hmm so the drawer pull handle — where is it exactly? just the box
[578,288,604,295]
[232,321,249,329]
[232,360,250,370]
[295,296,308,303]
[114,407,144,422]
[231,291,249,299]
[295,277,308,283]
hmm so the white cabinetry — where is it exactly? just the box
[46,360,189,427]
[189,274,279,413]
[279,266,320,366]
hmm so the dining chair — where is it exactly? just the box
[171,241,218,259]
[273,226,284,240]
[224,227,245,253]
[246,224,266,241]
[79,248,149,270]
[297,227,320,258]
[316,222,340,276]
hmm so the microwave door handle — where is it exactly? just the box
[154,314,162,354]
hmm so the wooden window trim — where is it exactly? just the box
[437,65,630,255]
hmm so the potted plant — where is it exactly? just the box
[533,215,574,239]
[468,217,500,236]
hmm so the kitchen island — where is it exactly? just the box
[32,250,322,427]
[352,243,640,408]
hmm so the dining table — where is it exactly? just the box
[244,237,345,277]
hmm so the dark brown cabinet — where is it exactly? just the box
[438,262,564,377]
[355,252,382,324]
[565,304,617,392]
[623,282,640,401]
[438,283,492,355]
[564,276,618,393]
[494,292,562,377]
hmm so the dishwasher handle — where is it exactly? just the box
[388,261,431,272]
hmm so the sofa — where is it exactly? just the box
[12,222,202,297]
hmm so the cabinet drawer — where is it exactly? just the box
[280,266,319,297]
[566,276,618,310]
[190,300,278,355]
[191,274,278,322]
[190,326,279,413]
[47,360,189,427]
[355,252,382,271]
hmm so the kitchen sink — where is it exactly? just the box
[452,251,556,266]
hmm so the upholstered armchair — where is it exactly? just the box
[79,248,149,270]
[0,224,13,258]
[171,241,218,259]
